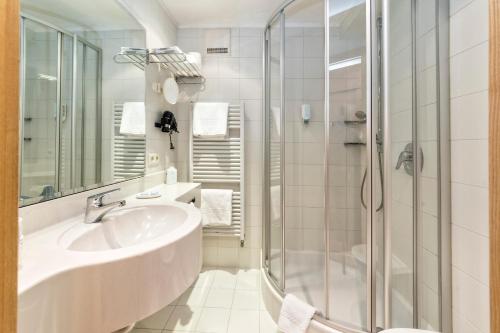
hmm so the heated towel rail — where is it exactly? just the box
[112,103,146,180]
[189,104,245,246]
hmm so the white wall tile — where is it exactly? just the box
[450,0,488,55]
[450,1,490,332]
[450,41,488,98]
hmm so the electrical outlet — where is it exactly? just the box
[148,153,160,167]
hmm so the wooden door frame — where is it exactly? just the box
[0,0,20,332]
[490,1,500,332]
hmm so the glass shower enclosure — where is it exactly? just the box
[263,0,451,332]
[19,16,102,205]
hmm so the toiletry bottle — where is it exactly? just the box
[166,166,178,185]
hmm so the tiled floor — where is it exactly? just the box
[131,267,280,333]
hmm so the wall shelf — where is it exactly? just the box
[113,47,204,84]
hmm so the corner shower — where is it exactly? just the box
[262,0,451,332]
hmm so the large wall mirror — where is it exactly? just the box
[19,0,146,207]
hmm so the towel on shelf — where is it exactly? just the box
[192,102,229,139]
[120,102,145,136]
[201,189,233,226]
[186,52,202,71]
[278,294,316,333]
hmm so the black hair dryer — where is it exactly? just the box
[155,111,179,149]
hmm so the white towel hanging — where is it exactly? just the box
[192,102,229,139]
[119,102,145,136]
[201,189,233,226]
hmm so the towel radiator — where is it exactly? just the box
[189,103,245,246]
[112,103,146,180]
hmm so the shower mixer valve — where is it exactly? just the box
[396,142,424,176]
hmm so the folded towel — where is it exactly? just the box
[278,294,316,333]
[120,102,145,136]
[201,189,233,226]
[192,102,229,139]
[186,52,202,70]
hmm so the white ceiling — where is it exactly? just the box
[21,0,142,31]
[160,0,284,28]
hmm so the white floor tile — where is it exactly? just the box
[227,309,260,333]
[212,268,238,289]
[196,307,231,333]
[136,267,279,333]
[191,268,216,289]
[176,287,209,307]
[260,310,280,333]
[165,305,202,331]
[204,288,235,308]
[236,269,261,290]
[135,305,174,329]
[232,290,260,310]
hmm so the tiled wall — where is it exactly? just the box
[283,25,326,258]
[449,0,490,332]
[175,28,264,268]
[83,30,147,182]
[83,29,180,181]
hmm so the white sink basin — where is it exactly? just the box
[19,198,202,333]
[59,205,188,251]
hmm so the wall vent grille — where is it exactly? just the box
[206,47,229,54]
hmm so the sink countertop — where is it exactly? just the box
[18,182,201,295]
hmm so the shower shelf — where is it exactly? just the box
[344,120,366,125]
[113,47,205,84]
[344,141,366,146]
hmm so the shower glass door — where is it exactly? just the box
[266,13,284,287]
[327,0,369,330]
[283,0,326,312]
[20,18,59,202]
[58,33,74,193]
[383,0,442,329]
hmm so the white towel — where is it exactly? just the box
[278,294,316,333]
[192,102,229,139]
[201,189,233,226]
[186,52,202,71]
[120,102,145,136]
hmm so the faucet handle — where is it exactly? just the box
[87,188,121,206]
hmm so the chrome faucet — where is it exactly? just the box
[84,189,126,224]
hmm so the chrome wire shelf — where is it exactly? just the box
[113,47,205,84]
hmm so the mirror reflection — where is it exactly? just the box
[19,0,146,206]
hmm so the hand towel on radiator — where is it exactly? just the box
[201,189,233,226]
[192,102,229,139]
[120,102,145,136]
[278,294,316,333]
